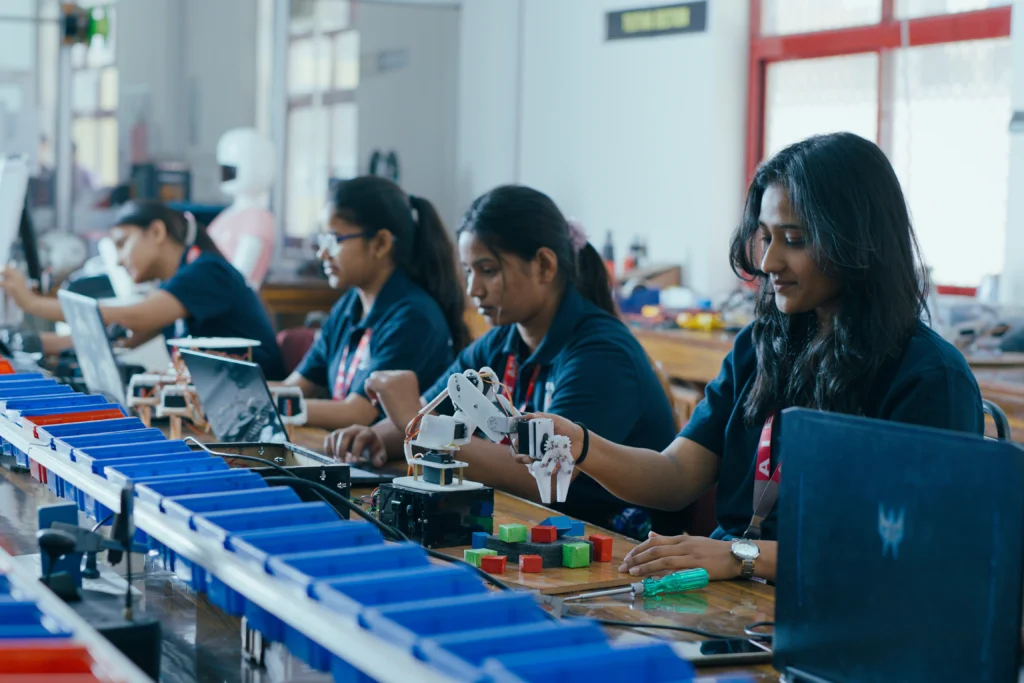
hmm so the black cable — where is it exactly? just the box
[91,513,113,532]
[260,476,514,592]
[744,621,775,641]
[579,617,769,642]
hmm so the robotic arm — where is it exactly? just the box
[404,368,574,503]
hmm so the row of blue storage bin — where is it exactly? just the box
[7,375,749,683]
[0,573,72,641]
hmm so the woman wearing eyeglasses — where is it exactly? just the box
[280,176,470,431]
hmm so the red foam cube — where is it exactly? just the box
[589,534,613,563]
[519,554,543,573]
[531,525,558,543]
[480,555,507,574]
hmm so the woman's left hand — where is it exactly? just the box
[619,532,740,581]
[0,266,34,308]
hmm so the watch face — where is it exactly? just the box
[732,540,760,560]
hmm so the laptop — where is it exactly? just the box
[179,349,392,485]
[56,289,126,406]
[774,408,1024,683]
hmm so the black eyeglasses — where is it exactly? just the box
[315,231,369,256]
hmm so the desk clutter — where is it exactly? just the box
[0,367,754,683]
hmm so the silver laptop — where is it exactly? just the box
[56,289,126,406]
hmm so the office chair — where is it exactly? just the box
[983,398,1011,441]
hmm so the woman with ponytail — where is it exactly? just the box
[283,176,469,431]
[325,185,677,533]
[0,199,286,379]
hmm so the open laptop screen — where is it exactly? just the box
[56,289,126,405]
[179,349,287,444]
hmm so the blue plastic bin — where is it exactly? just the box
[6,394,107,415]
[482,642,695,683]
[359,593,548,650]
[79,448,208,475]
[194,502,340,546]
[163,487,302,530]
[0,372,43,382]
[229,521,382,571]
[136,470,267,509]
[58,428,165,459]
[416,620,606,681]
[269,543,429,595]
[104,457,229,487]
[42,417,146,439]
[313,565,487,617]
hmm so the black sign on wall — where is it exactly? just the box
[606,1,708,41]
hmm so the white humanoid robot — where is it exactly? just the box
[400,367,575,504]
[207,128,276,289]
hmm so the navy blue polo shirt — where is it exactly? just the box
[161,250,286,380]
[423,286,678,530]
[683,321,984,542]
[297,269,454,405]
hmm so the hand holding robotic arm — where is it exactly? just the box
[404,367,573,502]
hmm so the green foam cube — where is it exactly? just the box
[464,548,498,568]
[469,515,494,534]
[498,523,528,543]
[562,542,591,568]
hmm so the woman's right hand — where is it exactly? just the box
[513,413,585,465]
[324,425,388,469]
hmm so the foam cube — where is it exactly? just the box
[540,516,573,537]
[589,534,613,563]
[519,554,543,573]
[480,555,508,574]
[562,542,591,568]
[531,525,558,543]
[498,523,528,543]
[568,520,586,537]
[464,548,498,568]
[472,532,490,549]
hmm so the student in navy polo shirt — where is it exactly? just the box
[520,133,983,583]
[0,200,286,380]
[280,176,470,430]
[325,185,678,533]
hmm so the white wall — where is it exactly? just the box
[457,0,750,296]
[116,0,258,203]
[357,2,461,227]
[1002,0,1024,304]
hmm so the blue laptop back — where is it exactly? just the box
[774,408,1024,683]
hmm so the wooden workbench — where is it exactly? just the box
[206,425,779,679]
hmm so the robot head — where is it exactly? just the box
[217,128,275,199]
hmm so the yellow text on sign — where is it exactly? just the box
[620,6,691,34]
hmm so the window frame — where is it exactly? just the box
[746,0,1012,183]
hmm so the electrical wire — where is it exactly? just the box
[575,617,773,643]
[258,476,514,593]
[91,513,113,532]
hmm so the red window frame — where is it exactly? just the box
[745,0,1012,184]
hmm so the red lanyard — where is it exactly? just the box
[744,412,782,540]
[503,355,541,412]
[332,330,372,401]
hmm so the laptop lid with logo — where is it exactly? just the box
[774,408,1024,683]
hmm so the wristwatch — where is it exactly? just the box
[731,538,760,579]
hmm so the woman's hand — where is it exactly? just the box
[619,532,741,581]
[513,413,584,465]
[324,425,388,469]
[0,266,35,309]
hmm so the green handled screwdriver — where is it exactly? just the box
[563,568,709,603]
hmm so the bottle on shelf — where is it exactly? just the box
[601,231,616,280]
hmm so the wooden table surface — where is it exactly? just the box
[285,425,780,679]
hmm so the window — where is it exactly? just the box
[284,0,360,240]
[70,3,118,189]
[748,0,1012,287]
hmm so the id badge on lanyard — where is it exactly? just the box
[332,330,372,401]
[503,355,541,412]
[743,412,782,540]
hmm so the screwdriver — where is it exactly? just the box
[563,568,709,603]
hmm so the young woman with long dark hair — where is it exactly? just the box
[281,176,470,430]
[518,133,983,581]
[324,185,679,532]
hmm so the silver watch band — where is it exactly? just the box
[740,558,755,579]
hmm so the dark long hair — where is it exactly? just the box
[115,200,223,257]
[330,176,470,352]
[730,133,928,424]
[458,185,616,316]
